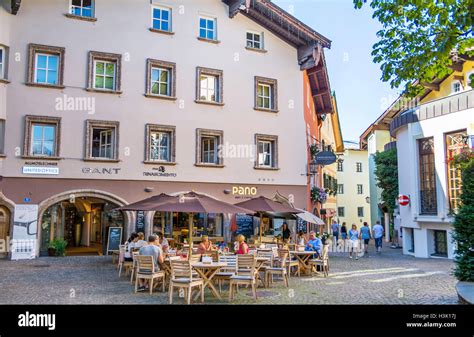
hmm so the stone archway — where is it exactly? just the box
[37,189,133,256]
[0,192,16,254]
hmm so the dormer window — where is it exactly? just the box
[451,80,462,94]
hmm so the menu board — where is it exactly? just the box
[106,227,123,254]
[235,214,254,239]
[135,211,146,233]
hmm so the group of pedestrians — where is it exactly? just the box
[330,220,385,260]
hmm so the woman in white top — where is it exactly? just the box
[157,232,169,253]
[135,232,147,248]
[125,233,139,261]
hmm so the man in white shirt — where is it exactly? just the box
[372,221,384,254]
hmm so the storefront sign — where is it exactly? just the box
[82,168,121,175]
[232,186,258,196]
[314,151,337,166]
[136,211,146,233]
[11,204,39,260]
[143,166,177,178]
[22,166,59,175]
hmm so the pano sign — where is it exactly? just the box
[232,186,258,196]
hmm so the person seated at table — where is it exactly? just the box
[305,231,322,258]
[297,231,307,246]
[137,235,164,292]
[125,233,138,262]
[156,232,169,253]
[235,234,249,254]
[197,235,216,254]
[135,232,147,248]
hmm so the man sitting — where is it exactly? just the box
[137,235,164,292]
[305,231,322,258]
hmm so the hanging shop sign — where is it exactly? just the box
[143,166,177,178]
[314,151,337,166]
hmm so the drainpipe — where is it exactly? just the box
[384,212,390,242]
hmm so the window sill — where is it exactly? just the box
[86,88,122,95]
[254,107,279,113]
[143,161,177,166]
[254,166,279,171]
[83,158,121,163]
[0,79,10,84]
[194,163,225,168]
[195,100,225,107]
[197,37,221,44]
[144,93,177,101]
[25,82,65,90]
[64,13,97,22]
[22,156,62,161]
[149,28,175,35]
[245,46,267,53]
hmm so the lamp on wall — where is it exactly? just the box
[365,196,370,204]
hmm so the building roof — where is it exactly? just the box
[330,93,344,152]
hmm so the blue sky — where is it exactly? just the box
[273,0,401,142]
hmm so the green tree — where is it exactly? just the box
[374,149,399,215]
[354,0,474,97]
[452,156,474,282]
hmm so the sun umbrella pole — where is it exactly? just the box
[259,213,263,245]
[188,212,193,260]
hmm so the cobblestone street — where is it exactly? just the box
[0,245,458,305]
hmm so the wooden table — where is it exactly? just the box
[289,251,316,275]
[191,262,227,300]
[255,256,271,287]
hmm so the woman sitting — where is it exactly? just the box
[197,235,216,254]
[235,234,249,254]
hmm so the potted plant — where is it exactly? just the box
[310,187,328,204]
[48,238,68,257]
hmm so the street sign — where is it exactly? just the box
[398,194,410,206]
[314,151,337,166]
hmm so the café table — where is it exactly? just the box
[255,256,271,287]
[289,251,317,275]
[191,261,227,300]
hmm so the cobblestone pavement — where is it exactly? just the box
[0,244,459,305]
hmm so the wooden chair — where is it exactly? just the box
[278,248,300,277]
[229,254,257,301]
[129,251,140,284]
[214,254,237,292]
[118,244,133,277]
[309,245,329,277]
[190,254,202,263]
[134,255,166,294]
[169,260,204,304]
[265,250,289,288]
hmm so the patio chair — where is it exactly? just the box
[264,250,289,288]
[134,255,166,294]
[214,254,237,292]
[229,254,257,301]
[309,245,329,277]
[129,251,140,284]
[278,248,300,277]
[169,260,204,304]
[118,244,133,278]
[190,254,202,263]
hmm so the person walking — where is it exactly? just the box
[348,224,360,260]
[331,220,340,248]
[341,222,348,240]
[360,222,371,257]
[372,221,385,254]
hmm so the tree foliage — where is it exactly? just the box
[374,149,399,215]
[354,0,474,97]
[452,156,474,282]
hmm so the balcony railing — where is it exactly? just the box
[420,189,437,215]
[390,89,474,136]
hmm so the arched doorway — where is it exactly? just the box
[0,206,11,257]
[38,191,129,256]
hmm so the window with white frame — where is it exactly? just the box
[337,161,343,172]
[246,31,263,49]
[451,80,462,94]
[201,136,218,164]
[357,184,363,194]
[199,16,216,40]
[0,119,4,154]
[0,46,5,79]
[255,134,278,169]
[35,53,59,85]
[150,131,170,162]
[31,124,57,157]
[356,162,363,172]
[85,120,119,160]
[255,77,277,111]
[152,6,171,32]
[94,60,116,91]
[337,184,344,195]
[196,129,223,166]
[70,0,94,18]
[200,74,217,102]
[151,67,170,96]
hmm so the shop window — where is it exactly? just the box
[255,76,278,112]
[196,67,223,105]
[27,44,65,88]
[255,134,278,169]
[145,124,176,164]
[146,59,176,99]
[85,120,119,161]
[23,116,61,158]
[87,51,122,93]
[195,128,223,166]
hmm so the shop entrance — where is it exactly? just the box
[0,207,10,257]
[40,197,124,256]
